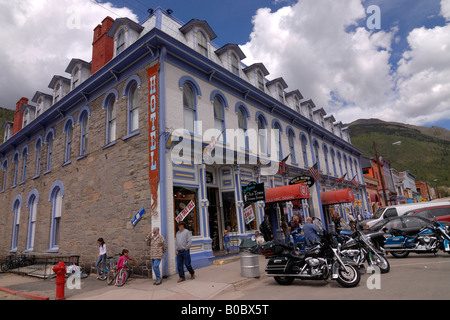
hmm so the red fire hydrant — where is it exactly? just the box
[53,261,66,300]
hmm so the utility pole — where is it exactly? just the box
[373,141,389,206]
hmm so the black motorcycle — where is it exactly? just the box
[338,229,390,273]
[262,231,361,288]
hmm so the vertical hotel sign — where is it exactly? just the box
[147,63,159,215]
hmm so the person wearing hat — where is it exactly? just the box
[175,221,195,282]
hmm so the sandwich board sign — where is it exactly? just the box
[131,206,146,227]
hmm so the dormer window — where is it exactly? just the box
[277,84,284,103]
[257,71,265,91]
[54,83,61,103]
[294,96,301,113]
[197,32,208,56]
[36,98,43,117]
[231,53,239,76]
[116,29,126,55]
[72,67,80,89]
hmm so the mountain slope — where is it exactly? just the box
[348,119,450,187]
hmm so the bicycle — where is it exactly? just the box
[96,255,119,282]
[115,258,133,287]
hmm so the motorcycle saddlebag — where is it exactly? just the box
[265,256,290,275]
[261,240,285,256]
[384,236,405,249]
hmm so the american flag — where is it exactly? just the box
[350,175,360,188]
[308,162,320,181]
[337,173,347,183]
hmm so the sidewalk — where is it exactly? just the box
[0,254,267,300]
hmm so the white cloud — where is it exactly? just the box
[241,0,450,128]
[0,0,137,109]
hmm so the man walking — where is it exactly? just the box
[175,221,195,282]
[146,227,167,285]
[259,215,274,242]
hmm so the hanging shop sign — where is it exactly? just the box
[147,63,159,215]
[242,181,266,203]
[175,200,195,223]
[289,175,315,188]
[244,204,256,225]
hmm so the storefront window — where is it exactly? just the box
[243,203,257,231]
[173,186,200,236]
[222,191,238,232]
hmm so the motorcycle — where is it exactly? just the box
[262,231,361,288]
[383,218,450,258]
[338,229,390,273]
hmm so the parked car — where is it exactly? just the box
[363,215,450,250]
[361,201,450,230]
[404,205,450,223]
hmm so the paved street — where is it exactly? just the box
[213,252,450,300]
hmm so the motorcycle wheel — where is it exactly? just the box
[274,276,294,285]
[367,252,390,273]
[390,251,409,258]
[336,264,360,288]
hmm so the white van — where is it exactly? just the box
[362,201,450,229]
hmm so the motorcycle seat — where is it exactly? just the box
[288,251,305,261]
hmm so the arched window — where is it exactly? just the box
[257,115,267,155]
[300,135,308,167]
[128,83,139,133]
[35,138,42,177]
[11,195,22,252]
[49,182,64,252]
[79,110,89,156]
[26,191,38,252]
[213,96,225,143]
[313,141,320,169]
[323,144,330,174]
[183,83,196,133]
[1,159,8,191]
[63,119,74,163]
[21,147,28,183]
[237,106,248,151]
[106,95,117,144]
[331,149,337,176]
[12,152,19,187]
[287,129,296,163]
[45,130,54,172]
[272,122,282,160]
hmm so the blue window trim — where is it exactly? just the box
[210,90,228,144]
[300,133,308,167]
[20,145,28,184]
[1,158,9,192]
[235,102,250,152]
[47,180,64,253]
[11,151,19,188]
[63,117,75,164]
[123,76,141,136]
[25,189,39,252]
[44,129,55,174]
[286,126,297,164]
[77,107,91,157]
[180,76,201,135]
[11,194,22,253]
[255,112,268,156]
[33,136,43,179]
[272,121,283,160]
[330,148,337,176]
[103,89,119,146]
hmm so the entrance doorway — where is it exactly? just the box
[207,188,222,251]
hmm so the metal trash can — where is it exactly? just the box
[240,252,260,278]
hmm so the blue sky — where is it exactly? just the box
[1,0,449,130]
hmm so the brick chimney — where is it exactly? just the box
[91,16,115,74]
[12,97,28,135]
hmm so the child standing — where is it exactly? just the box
[96,238,107,279]
[223,230,231,254]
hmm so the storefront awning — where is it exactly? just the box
[265,183,310,203]
[321,188,355,205]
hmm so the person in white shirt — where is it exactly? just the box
[96,237,107,278]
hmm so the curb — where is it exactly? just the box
[0,286,49,300]
[213,256,240,265]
